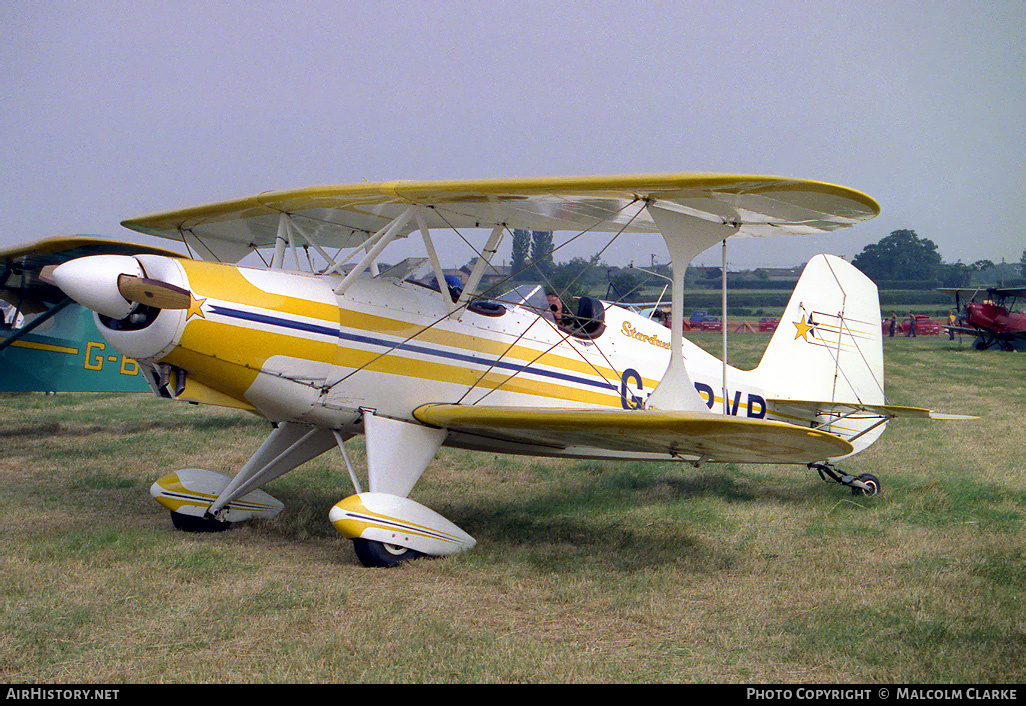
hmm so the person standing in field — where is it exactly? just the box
[906,311,917,338]
[889,312,897,337]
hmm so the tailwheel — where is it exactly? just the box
[352,538,423,568]
[170,511,232,533]
[809,463,882,497]
[850,473,880,497]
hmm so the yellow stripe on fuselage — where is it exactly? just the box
[168,261,624,409]
[168,317,622,409]
[181,260,339,321]
[334,343,619,407]
[338,308,635,389]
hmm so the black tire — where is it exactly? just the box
[851,473,881,497]
[353,538,423,568]
[171,511,232,533]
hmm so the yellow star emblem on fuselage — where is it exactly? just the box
[793,315,817,341]
[186,294,207,320]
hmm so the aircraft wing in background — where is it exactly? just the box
[0,236,187,392]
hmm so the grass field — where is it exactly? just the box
[1,333,1023,683]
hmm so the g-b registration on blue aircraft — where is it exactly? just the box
[4,173,973,567]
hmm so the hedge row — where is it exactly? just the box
[677,289,953,310]
[690,278,798,290]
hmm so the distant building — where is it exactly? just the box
[755,266,803,281]
[459,258,511,288]
[692,266,722,279]
[727,266,803,282]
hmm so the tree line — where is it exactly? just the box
[851,229,1025,288]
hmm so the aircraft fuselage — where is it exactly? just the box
[965,301,1026,337]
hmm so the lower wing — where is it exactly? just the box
[413,404,853,464]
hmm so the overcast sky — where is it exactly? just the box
[2,0,1023,270]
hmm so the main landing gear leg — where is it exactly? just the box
[808,462,881,497]
[151,423,337,532]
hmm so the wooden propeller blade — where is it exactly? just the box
[117,274,191,309]
[38,264,59,286]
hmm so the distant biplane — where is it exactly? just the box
[939,286,1026,351]
[10,174,974,567]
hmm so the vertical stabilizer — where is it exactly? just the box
[758,255,884,404]
[757,255,886,455]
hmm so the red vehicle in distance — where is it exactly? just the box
[882,314,941,336]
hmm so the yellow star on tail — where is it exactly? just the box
[792,315,817,341]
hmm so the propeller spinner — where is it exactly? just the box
[48,255,191,319]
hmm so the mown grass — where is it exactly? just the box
[0,333,1022,683]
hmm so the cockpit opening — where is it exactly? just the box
[560,295,606,339]
[496,285,606,339]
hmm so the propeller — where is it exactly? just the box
[116,274,191,310]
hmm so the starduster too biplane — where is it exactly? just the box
[46,173,973,567]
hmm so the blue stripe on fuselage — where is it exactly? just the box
[208,304,619,393]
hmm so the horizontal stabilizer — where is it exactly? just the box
[768,399,978,422]
[414,404,853,464]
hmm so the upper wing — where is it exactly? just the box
[120,173,880,263]
[1,235,185,264]
[990,286,1026,298]
[412,403,854,464]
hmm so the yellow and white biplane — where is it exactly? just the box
[42,173,972,567]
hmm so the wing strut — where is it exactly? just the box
[334,207,415,295]
[274,212,349,275]
[455,224,504,320]
[0,297,73,354]
[271,213,288,269]
[721,238,728,414]
[415,211,456,314]
[645,205,738,411]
